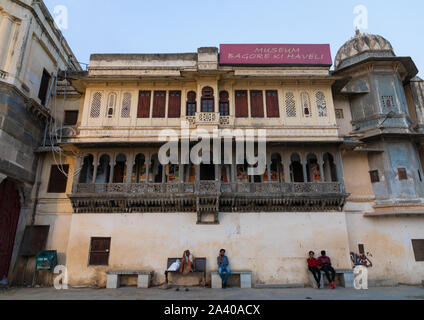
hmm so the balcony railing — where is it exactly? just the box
[69,182,348,214]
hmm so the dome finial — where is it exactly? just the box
[355,28,361,37]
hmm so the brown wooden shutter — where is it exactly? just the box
[369,170,380,183]
[89,237,111,266]
[250,91,264,118]
[63,110,79,126]
[152,91,166,118]
[47,165,69,193]
[398,168,408,180]
[235,90,248,118]
[137,91,151,118]
[168,91,181,118]
[266,90,280,118]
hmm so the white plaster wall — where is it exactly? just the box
[64,212,352,287]
[345,213,424,284]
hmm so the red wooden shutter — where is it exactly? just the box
[89,237,111,266]
[235,90,248,118]
[168,91,181,118]
[47,165,69,193]
[152,91,166,118]
[250,91,264,118]
[137,91,151,118]
[266,90,280,118]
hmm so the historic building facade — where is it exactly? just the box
[0,0,81,284]
[1,2,424,287]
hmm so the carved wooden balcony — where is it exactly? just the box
[69,182,348,214]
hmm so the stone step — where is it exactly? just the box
[254,283,305,289]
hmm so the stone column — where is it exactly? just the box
[302,153,308,183]
[126,153,134,183]
[109,154,115,184]
[92,154,99,183]
[145,155,150,182]
[0,13,14,69]
[283,155,290,183]
[179,164,185,183]
[319,152,325,182]
[267,154,272,182]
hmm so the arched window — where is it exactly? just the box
[316,91,328,117]
[113,154,127,183]
[237,160,249,182]
[285,92,297,117]
[306,153,321,182]
[201,87,214,112]
[90,92,102,118]
[167,164,180,183]
[132,154,146,183]
[186,91,197,116]
[107,92,117,118]
[323,153,338,182]
[301,92,312,117]
[219,91,230,116]
[265,153,283,182]
[121,92,131,118]
[79,154,94,183]
[149,154,163,183]
[95,154,111,183]
[290,153,304,182]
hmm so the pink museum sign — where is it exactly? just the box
[219,44,332,66]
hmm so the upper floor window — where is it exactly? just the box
[266,90,280,118]
[121,92,132,118]
[90,92,102,118]
[235,90,248,118]
[38,69,51,106]
[63,110,78,126]
[47,165,69,193]
[316,91,328,117]
[285,92,297,117]
[219,91,229,116]
[168,91,182,118]
[137,91,151,118]
[301,92,312,117]
[107,92,117,118]
[201,87,214,112]
[250,91,264,118]
[382,95,395,109]
[186,91,197,116]
[152,91,166,118]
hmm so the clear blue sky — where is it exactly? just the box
[44,0,424,76]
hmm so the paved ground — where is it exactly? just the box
[0,285,424,300]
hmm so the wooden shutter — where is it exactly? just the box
[137,91,151,118]
[235,90,248,118]
[369,170,380,183]
[152,91,166,118]
[250,91,264,118]
[63,110,79,126]
[266,90,280,118]
[412,240,424,262]
[47,165,69,193]
[168,91,181,118]
[398,168,408,180]
[89,237,111,266]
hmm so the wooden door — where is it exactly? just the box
[0,179,20,280]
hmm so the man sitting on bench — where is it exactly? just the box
[217,249,231,289]
[179,250,196,275]
[318,250,336,289]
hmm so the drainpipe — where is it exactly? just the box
[31,152,45,226]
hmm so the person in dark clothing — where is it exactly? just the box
[307,251,321,288]
[217,249,231,288]
[317,250,336,289]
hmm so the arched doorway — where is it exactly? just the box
[0,179,21,282]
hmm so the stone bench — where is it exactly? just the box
[165,258,207,287]
[211,270,252,289]
[309,269,354,289]
[106,270,154,289]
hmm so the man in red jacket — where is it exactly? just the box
[307,251,321,288]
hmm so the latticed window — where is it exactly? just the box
[285,92,296,117]
[301,92,312,117]
[107,92,117,118]
[316,91,328,117]
[90,92,102,118]
[121,92,131,118]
